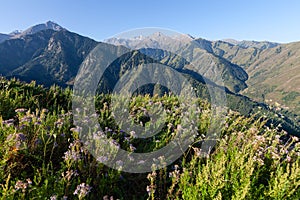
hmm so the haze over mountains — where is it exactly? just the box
[0,21,299,133]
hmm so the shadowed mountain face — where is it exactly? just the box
[0,29,98,87]
[106,33,249,93]
[0,33,10,43]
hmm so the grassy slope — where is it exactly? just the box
[0,77,299,199]
[212,41,300,118]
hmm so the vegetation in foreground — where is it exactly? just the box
[0,78,299,199]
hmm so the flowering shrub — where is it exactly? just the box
[0,78,299,199]
[149,113,300,200]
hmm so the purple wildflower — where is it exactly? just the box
[15,108,27,113]
[73,183,92,199]
[63,149,81,162]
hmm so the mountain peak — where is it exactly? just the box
[222,39,240,45]
[151,31,165,37]
[5,21,64,40]
[105,31,194,50]
[20,21,64,36]
[149,32,194,41]
[9,30,22,35]
[221,38,279,49]
[0,21,66,44]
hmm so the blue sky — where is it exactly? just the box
[1,0,300,43]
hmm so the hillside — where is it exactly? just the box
[211,40,300,116]
[243,42,300,114]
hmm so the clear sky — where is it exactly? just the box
[1,0,300,43]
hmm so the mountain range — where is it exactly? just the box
[0,21,299,134]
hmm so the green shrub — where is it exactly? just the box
[0,77,299,199]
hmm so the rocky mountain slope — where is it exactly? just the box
[0,29,98,86]
[0,22,299,133]
[106,33,249,93]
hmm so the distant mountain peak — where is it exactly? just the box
[9,30,23,35]
[222,39,240,45]
[148,31,194,41]
[151,31,164,37]
[105,31,195,50]
[0,21,66,43]
[221,38,279,50]
[20,21,65,36]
